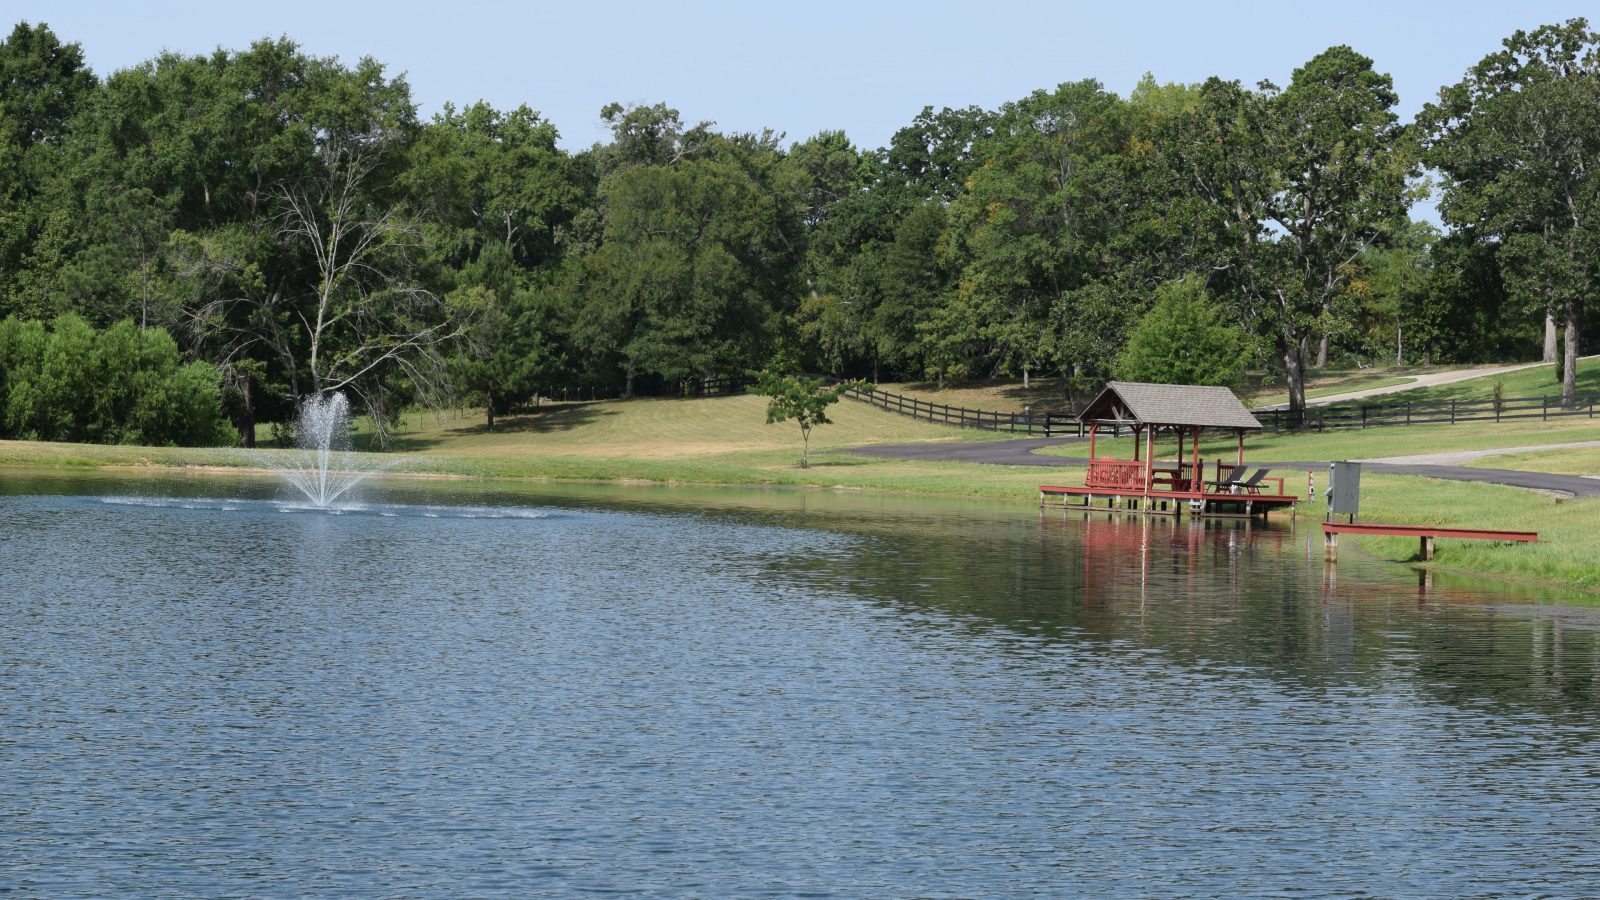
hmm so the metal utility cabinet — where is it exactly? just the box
[1327,461,1361,522]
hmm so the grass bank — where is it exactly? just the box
[3,392,1596,598]
[1298,476,1600,597]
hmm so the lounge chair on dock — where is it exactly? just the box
[1207,465,1247,490]
[1225,468,1271,494]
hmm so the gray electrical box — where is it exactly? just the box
[1328,461,1361,520]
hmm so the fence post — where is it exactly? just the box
[1543,395,1548,421]
[1406,403,1411,426]
[1450,400,1456,424]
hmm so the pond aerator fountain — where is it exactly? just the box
[268,392,374,509]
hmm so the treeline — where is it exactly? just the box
[1,19,1597,444]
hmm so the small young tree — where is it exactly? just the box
[755,372,860,468]
[1115,277,1246,387]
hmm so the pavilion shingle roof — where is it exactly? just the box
[1078,381,1262,430]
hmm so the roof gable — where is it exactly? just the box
[1078,381,1261,430]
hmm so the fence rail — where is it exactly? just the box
[1256,393,1600,430]
[844,386,1082,436]
[844,383,1600,435]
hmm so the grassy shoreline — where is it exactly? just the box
[4,393,1598,600]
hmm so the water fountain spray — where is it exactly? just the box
[267,392,373,509]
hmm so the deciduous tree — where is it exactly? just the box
[756,371,860,467]
[1420,18,1600,404]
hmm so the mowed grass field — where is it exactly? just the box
[4,388,1598,596]
[877,357,1600,413]
[879,365,1455,413]
[371,394,996,459]
[1371,355,1600,404]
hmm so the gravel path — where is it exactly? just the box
[849,436,1600,498]
[1258,355,1600,409]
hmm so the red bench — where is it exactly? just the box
[1322,522,1537,561]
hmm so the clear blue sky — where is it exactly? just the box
[14,0,1592,151]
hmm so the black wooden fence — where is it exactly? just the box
[843,383,1600,435]
[1256,393,1600,430]
[844,385,1083,436]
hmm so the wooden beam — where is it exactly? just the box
[1322,522,1537,542]
[1191,426,1201,492]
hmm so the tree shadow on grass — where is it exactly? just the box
[355,402,615,452]
[894,378,1080,412]
[797,456,872,468]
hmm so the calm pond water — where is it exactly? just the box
[2,471,1599,897]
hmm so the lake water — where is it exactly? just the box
[2,472,1599,897]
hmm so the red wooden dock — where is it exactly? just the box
[1040,481,1300,518]
[1321,522,1538,560]
[1037,381,1298,520]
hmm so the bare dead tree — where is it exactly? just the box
[174,127,482,447]
[272,131,479,444]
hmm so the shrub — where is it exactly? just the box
[1114,277,1245,388]
[0,315,231,446]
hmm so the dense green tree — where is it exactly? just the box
[445,244,566,428]
[400,101,587,425]
[881,105,994,204]
[1166,47,1409,416]
[0,315,230,444]
[1425,233,1519,362]
[1420,18,1600,403]
[940,81,1129,385]
[0,22,97,319]
[572,108,797,393]
[404,101,585,271]
[1114,277,1245,386]
[1357,220,1440,365]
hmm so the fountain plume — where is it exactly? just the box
[263,392,377,508]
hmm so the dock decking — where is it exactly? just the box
[1040,483,1299,518]
[1321,521,1537,560]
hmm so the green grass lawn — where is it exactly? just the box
[1310,475,1600,597]
[1241,368,1432,406]
[1347,356,1600,405]
[356,394,1016,458]
[876,365,1431,413]
[873,378,1085,414]
[1465,445,1600,476]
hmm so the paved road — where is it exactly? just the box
[849,437,1600,498]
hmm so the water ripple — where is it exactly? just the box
[1,485,1597,897]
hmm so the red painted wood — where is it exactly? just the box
[1040,484,1298,504]
[1321,522,1537,542]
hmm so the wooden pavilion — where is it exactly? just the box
[1039,381,1298,518]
